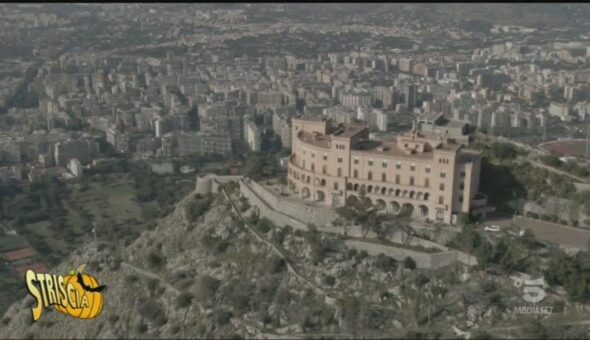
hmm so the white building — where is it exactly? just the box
[549,102,572,121]
[67,158,83,178]
[244,121,261,152]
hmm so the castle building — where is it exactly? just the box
[287,117,487,224]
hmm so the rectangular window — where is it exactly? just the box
[354,158,359,165]
[460,182,464,190]
[439,196,444,204]
[368,159,373,166]
[338,156,343,163]
[459,195,464,203]
[334,182,339,190]
[410,163,416,171]
[396,162,401,170]
[382,161,387,168]
[460,171,466,178]
[426,167,431,173]
[440,183,445,191]
[440,172,446,178]
[311,152,315,158]
[323,154,328,161]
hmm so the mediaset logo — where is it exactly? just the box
[511,277,553,316]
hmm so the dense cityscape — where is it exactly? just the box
[2,3,590,339]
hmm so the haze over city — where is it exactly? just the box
[1,3,590,339]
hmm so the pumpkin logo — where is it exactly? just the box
[25,264,106,322]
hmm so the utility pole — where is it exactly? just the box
[542,122,546,143]
[91,221,98,262]
[428,283,432,328]
[585,122,590,159]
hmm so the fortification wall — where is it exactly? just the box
[246,179,338,227]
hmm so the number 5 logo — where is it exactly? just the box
[522,278,546,304]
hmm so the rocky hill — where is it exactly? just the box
[1,186,579,339]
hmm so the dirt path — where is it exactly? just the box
[521,156,587,183]
[121,261,180,294]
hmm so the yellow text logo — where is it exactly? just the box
[25,264,106,321]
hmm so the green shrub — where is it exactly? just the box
[375,254,397,273]
[185,196,212,222]
[403,256,416,270]
[322,275,336,286]
[266,256,287,273]
[147,251,166,268]
[175,291,194,308]
[214,309,233,326]
[255,217,274,234]
[137,298,167,326]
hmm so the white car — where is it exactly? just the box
[509,229,526,237]
[484,225,501,232]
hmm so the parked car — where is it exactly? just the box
[484,225,501,232]
[509,229,525,237]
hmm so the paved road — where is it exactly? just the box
[486,215,590,251]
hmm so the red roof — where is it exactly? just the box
[3,247,37,262]
[13,262,48,278]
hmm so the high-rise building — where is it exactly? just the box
[272,112,292,149]
[244,121,261,152]
[402,84,417,110]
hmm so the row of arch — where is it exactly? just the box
[295,187,432,218]
[301,187,325,202]
[347,195,429,217]
[290,171,329,188]
[346,182,430,201]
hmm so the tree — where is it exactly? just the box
[545,250,590,303]
[540,154,562,167]
[403,256,417,270]
[336,191,390,238]
[487,142,519,160]
[244,152,272,178]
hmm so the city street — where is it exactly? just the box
[487,215,590,251]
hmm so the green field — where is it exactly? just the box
[0,169,195,316]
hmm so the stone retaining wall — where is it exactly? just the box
[239,178,478,269]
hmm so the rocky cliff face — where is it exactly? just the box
[0,188,488,339]
[0,190,346,339]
